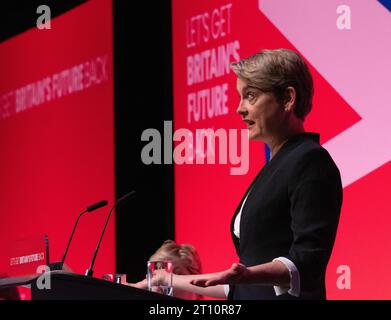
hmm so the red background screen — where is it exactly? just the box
[0,0,115,282]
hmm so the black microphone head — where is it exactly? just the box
[86,200,108,212]
[116,190,136,205]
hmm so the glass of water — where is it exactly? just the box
[147,260,173,296]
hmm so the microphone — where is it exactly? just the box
[85,191,136,277]
[50,200,108,271]
[86,200,109,213]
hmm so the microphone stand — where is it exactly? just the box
[49,200,108,271]
[85,191,136,277]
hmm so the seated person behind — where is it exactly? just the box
[134,240,203,300]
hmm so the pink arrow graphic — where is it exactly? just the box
[259,0,391,187]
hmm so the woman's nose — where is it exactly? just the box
[236,101,248,117]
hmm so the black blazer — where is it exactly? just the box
[229,133,342,300]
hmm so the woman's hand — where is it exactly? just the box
[190,263,249,287]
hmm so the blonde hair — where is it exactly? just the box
[231,48,314,120]
[149,240,202,275]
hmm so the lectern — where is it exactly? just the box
[0,271,176,300]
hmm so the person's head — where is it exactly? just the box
[231,48,314,141]
[149,240,202,300]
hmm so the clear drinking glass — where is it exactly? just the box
[147,260,173,296]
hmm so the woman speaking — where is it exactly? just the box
[137,48,342,300]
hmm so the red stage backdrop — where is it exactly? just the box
[172,0,391,299]
[0,0,115,292]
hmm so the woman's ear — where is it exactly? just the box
[283,87,296,112]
